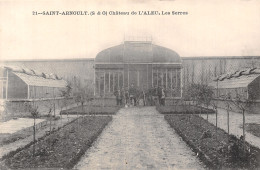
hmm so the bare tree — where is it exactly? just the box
[210,98,219,139]
[231,91,256,149]
[26,103,39,157]
[220,93,232,135]
[74,85,94,124]
[201,85,214,121]
[194,84,214,126]
[186,84,198,122]
[60,83,72,122]
[186,83,213,124]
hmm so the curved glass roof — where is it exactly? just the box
[95,41,181,64]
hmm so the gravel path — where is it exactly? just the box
[201,107,260,149]
[0,118,45,134]
[76,107,204,170]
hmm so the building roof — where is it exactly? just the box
[213,68,260,81]
[1,65,67,88]
[3,65,62,80]
[95,41,181,64]
[210,69,260,89]
[14,72,67,88]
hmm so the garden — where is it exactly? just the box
[2,115,112,169]
[161,83,260,169]
[1,86,117,169]
[164,114,260,169]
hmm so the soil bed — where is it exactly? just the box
[245,123,260,138]
[157,105,215,114]
[3,116,112,169]
[164,114,260,169]
[61,105,120,115]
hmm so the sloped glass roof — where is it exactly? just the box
[3,65,62,80]
[14,72,67,88]
[210,74,260,89]
[1,65,66,88]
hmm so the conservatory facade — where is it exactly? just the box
[94,40,182,98]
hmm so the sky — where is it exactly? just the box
[0,0,260,61]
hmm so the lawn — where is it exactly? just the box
[3,116,112,169]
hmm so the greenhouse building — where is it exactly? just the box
[94,40,183,98]
[210,68,260,101]
[0,65,67,100]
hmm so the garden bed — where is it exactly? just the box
[0,133,28,146]
[0,116,60,146]
[157,105,215,114]
[3,116,112,169]
[245,123,260,138]
[61,105,120,115]
[164,114,260,169]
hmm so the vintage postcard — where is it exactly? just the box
[0,0,260,169]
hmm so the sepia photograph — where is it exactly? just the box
[0,0,260,169]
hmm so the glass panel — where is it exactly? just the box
[158,71,162,87]
[167,69,171,90]
[105,73,109,94]
[166,69,172,97]
[176,70,181,97]
[119,72,123,89]
[95,73,99,96]
[110,72,113,93]
[172,69,176,89]
[153,70,157,87]
[95,72,105,97]
[114,73,118,91]
[163,71,167,89]
[100,73,105,97]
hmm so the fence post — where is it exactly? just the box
[215,107,218,140]
[227,109,229,135]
